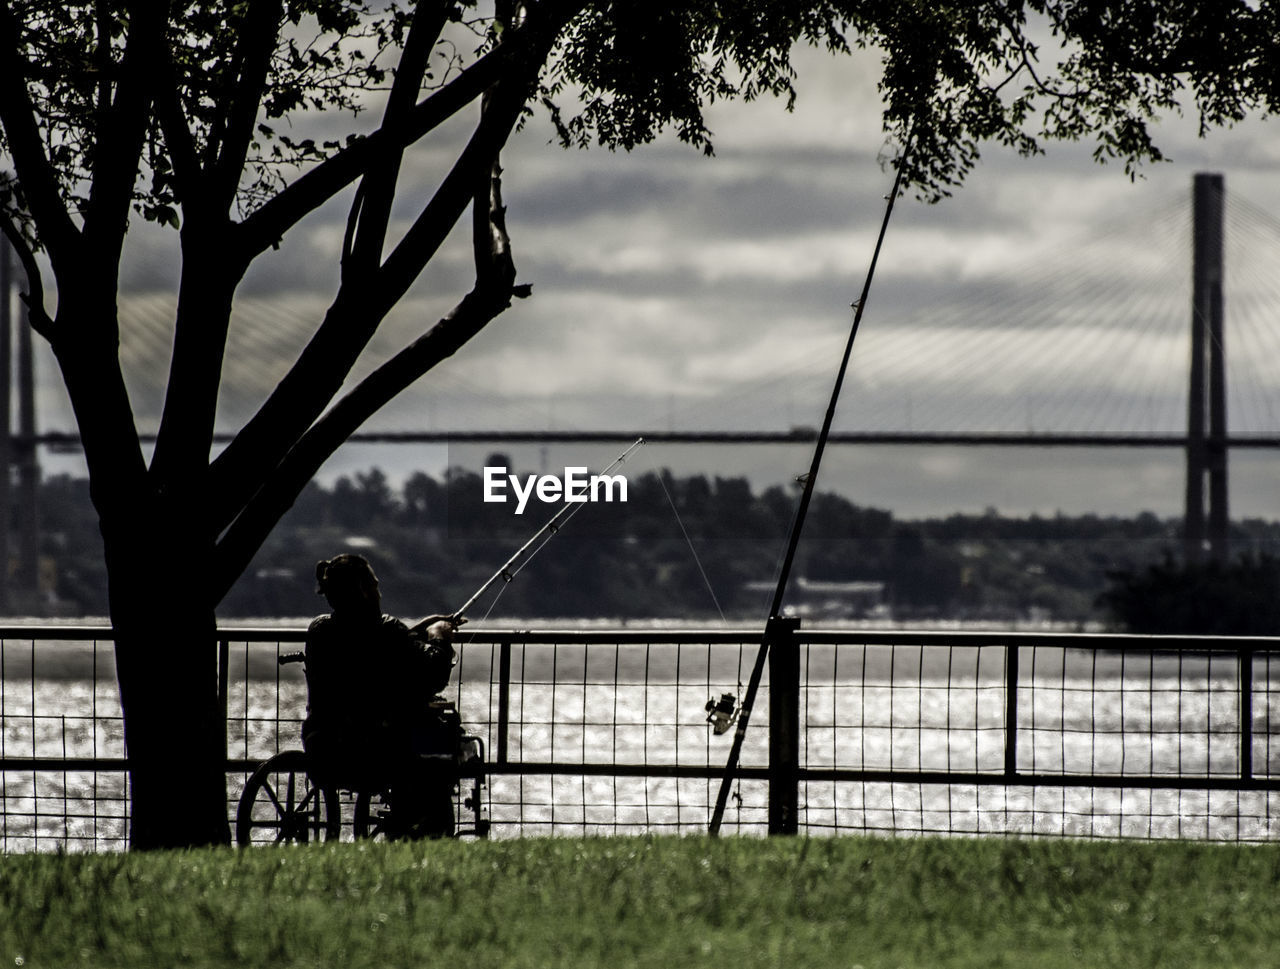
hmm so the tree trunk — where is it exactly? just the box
[107,521,231,849]
[50,297,229,848]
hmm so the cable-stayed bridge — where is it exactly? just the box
[15,174,1279,446]
[3,171,1280,599]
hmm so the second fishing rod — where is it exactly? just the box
[708,129,916,836]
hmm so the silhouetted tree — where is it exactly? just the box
[1101,554,1280,635]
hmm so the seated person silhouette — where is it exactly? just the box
[302,553,464,838]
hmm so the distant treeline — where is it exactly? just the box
[29,461,1280,625]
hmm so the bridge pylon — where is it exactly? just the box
[1184,172,1229,565]
[0,237,40,614]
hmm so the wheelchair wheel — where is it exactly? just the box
[236,750,340,846]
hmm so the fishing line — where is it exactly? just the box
[469,571,513,627]
[451,437,645,622]
[449,439,645,663]
[654,469,726,622]
[709,127,915,836]
[497,460,631,588]
[757,479,806,617]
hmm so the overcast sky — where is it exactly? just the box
[29,37,1280,520]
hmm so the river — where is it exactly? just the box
[2,618,1276,851]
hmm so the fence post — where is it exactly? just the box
[767,616,801,835]
[1004,643,1019,779]
[496,640,511,765]
[218,638,230,769]
[1241,646,1254,781]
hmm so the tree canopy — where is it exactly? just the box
[6,2,1275,267]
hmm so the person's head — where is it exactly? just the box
[315,554,380,617]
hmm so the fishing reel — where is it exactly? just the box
[705,693,739,735]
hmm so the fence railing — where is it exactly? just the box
[3,625,1279,851]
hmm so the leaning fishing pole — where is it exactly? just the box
[708,131,915,836]
[452,437,645,619]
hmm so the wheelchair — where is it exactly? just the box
[235,652,489,846]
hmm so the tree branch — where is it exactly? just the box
[82,0,169,266]
[343,0,452,282]
[371,69,531,317]
[473,3,519,292]
[211,283,518,603]
[147,47,238,493]
[149,4,281,493]
[233,50,499,260]
[0,215,54,342]
[473,159,515,291]
[94,0,112,122]
[154,57,205,205]
[206,36,549,534]
[211,51,532,599]
[234,0,582,262]
[212,0,284,209]
[0,0,82,270]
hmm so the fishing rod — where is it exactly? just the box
[708,132,915,836]
[450,437,645,619]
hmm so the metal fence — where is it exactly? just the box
[3,625,1279,851]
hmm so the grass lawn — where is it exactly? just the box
[2,835,1278,968]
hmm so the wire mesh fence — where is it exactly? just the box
[794,634,1280,840]
[0,630,128,852]
[452,633,769,836]
[3,625,1279,851]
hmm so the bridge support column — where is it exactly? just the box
[1186,172,1228,565]
[0,239,10,613]
[0,237,41,613]
[14,260,37,602]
